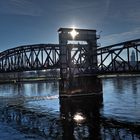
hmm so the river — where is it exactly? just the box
[0,77,140,140]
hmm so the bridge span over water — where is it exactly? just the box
[0,28,140,77]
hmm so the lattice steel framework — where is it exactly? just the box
[0,44,60,72]
[97,39,140,74]
[0,39,140,75]
[62,44,97,75]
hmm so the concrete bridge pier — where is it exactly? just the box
[59,76,102,96]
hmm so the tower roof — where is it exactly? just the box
[58,28,96,32]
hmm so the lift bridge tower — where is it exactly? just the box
[58,28,99,79]
[58,28,101,95]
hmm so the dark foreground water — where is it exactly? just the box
[0,77,140,140]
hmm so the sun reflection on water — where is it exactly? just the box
[73,112,86,123]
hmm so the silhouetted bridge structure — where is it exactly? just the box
[0,28,140,77]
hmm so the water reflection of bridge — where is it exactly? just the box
[0,93,139,140]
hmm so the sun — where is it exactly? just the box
[69,28,79,39]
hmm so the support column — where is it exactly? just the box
[59,33,68,79]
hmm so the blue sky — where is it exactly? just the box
[0,0,140,51]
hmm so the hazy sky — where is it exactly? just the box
[0,0,140,51]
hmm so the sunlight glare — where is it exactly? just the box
[73,112,86,123]
[69,28,79,39]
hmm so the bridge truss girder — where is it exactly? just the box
[0,44,60,72]
[63,44,97,76]
[0,39,140,75]
[97,39,140,74]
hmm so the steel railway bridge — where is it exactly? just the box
[0,28,140,77]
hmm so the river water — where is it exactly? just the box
[0,77,140,140]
